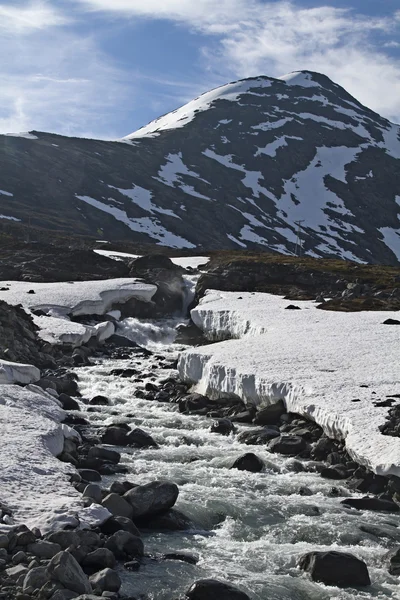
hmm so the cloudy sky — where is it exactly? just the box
[1,0,400,138]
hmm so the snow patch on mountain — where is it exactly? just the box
[0,190,13,197]
[110,184,179,219]
[379,227,400,261]
[278,71,321,88]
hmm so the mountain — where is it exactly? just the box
[0,70,400,264]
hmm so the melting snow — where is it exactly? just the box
[179,291,400,476]
[278,71,321,88]
[379,227,400,261]
[0,190,13,197]
[0,214,20,221]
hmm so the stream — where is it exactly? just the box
[75,314,400,600]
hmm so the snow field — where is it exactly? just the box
[178,291,400,476]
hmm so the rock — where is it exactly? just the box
[110,480,135,495]
[210,419,235,435]
[124,560,140,571]
[285,304,301,310]
[47,551,92,594]
[46,531,80,550]
[268,435,308,456]
[230,409,256,424]
[76,531,101,550]
[164,552,198,565]
[82,549,116,570]
[102,493,133,519]
[15,529,36,546]
[126,428,159,448]
[387,547,400,575]
[89,395,109,406]
[12,551,27,564]
[78,469,101,483]
[123,481,179,518]
[179,393,211,414]
[321,465,349,480]
[100,516,141,537]
[231,453,264,473]
[58,393,80,411]
[49,590,79,600]
[90,568,121,593]
[237,427,280,445]
[341,497,400,512]
[104,531,144,559]
[27,540,62,559]
[0,534,8,549]
[253,401,286,425]
[82,484,103,504]
[101,426,129,446]
[23,566,48,594]
[186,579,250,600]
[6,564,29,581]
[298,550,371,587]
[383,319,400,325]
[88,447,120,464]
[137,508,193,531]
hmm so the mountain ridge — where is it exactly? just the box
[0,70,399,264]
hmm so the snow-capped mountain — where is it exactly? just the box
[1,70,400,263]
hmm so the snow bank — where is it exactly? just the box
[0,359,40,385]
[179,291,400,476]
[94,249,209,270]
[0,279,156,346]
[0,384,110,531]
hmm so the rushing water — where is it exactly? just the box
[76,317,400,600]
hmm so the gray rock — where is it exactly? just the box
[15,529,37,546]
[253,400,286,425]
[0,548,7,560]
[78,469,101,483]
[123,480,179,518]
[268,435,308,456]
[0,534,8,549]
[75,530,101,550]
[6,564,29,580]
[82,484,103,504]
[231,453,264,472]
[104,531,144,559]
[88,447,120,465]
[23,566,48,594]
[298,550,371,587]
[102,493,133,519]
[387,547,400,575]
[49,590,79,600]
[46,531,80,550]
[12,551,27,564]
[82,549,116,569]
[28,540,62,558]
[137,508,193,531]
[100,516,141,537]
[90,568,121,593]
[186,579,250,600]
[47,551,92,594]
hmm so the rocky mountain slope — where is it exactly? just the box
[0,70,399,263]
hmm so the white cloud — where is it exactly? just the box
[73,0,400,123]
[0,1,70,32]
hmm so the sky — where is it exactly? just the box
[0,0,399,139]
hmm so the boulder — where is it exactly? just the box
[78,469,101,483]
[253,401,286,425]
[47,551,92,594]
[104,531,144,559]
[90,568,121,593]
[27,540,62,559]
[101,426,129,446]
[82,484,103,504]
[100,516,141,537]
[321,465,349,480]
[186,579,251,600]
[49,590,78,600]
[102,493,134,519]
[210,419,235,436]
[58,393,80,411]
[387,547,400,575]
[89,395,109,406]
[179,393,212,414]
[231,453,264,473]
[137,508,193,531]
[23,566,48,594]
[46,531,80,550]
[82,548,116,570]
[88,446,120,464]
[341,497,400,512]
[268,435,307,456]
[298,550,371,587]
[237,427,280,445]
[123,481,179,518]
[126,428,159,448]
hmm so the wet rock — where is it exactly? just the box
[88,447,120,464]
[126,428,159,448]
[100,516,141,537]
[49,590,79,600]
[123,481,179,519]
[89,395,109,406]
[82,549,117,570]
[229,409,256,424]
[387,547,400,575]
[102,493,134,519]
[164,552,198,565]
[47,551,92,594]
[15,529,36,546]
[124,560,140,571]
[210,419,235,436]
[237,427,279,445]
[46,531,80,550]
[110,480,136,495]
[78,469,101,483]
[341,497,400,512]
[253,401,286,425]
[58,393,80,411]
[268,435,308,456]
[90,568,121,593]
[311,435,336,460]
[231,453,264,473]
[137,508,193,531]
[186,579,251,600]
[320,465,349,480]
[104,531,144,559]
[179,393,212,414]
[298,550,371,587]
[383,318,400,325]
[0,534,8,549]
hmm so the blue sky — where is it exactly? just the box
[0,0,399,138]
